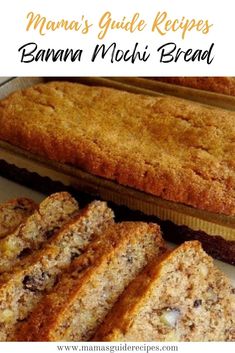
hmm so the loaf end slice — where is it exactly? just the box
[0,198,37,239]
[94,241,235,342]
[17,222,166,341]
[0,192,79,273]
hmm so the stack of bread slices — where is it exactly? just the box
[0,192,234,342]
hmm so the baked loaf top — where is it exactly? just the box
[153,77,235,96]
[0,81,234,215]
[0,198,37,239]
[94,241,235,342]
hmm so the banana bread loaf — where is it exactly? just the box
[94,241,235,342]
[152,77,235,96]
[0,192,79,273]
[0,200,114,341]
[0,198,37,239]
[16,222,166,342]
[0,82,234,216]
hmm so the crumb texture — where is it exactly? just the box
[0,199,114,341]
[0,192,79,273]
[0,198,37,239]
[0,192,234,343]
[16,222,165,342]
[0,82,234,215]
[94,241,235,342]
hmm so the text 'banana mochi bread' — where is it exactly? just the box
[0,192,79,274]
[94,241,235,342]
[0,81,234,216]
[0,197,37,239]
[17,222,166,342]
[0,200,114,341]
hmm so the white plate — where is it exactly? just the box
[0,175,234,286]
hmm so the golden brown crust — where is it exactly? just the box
[0,81,234,215]
[152,77,235,96]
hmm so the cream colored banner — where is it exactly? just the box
[0,0,234,75]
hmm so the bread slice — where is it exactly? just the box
[94,241,235,342]
[0,192,79,273]
[0,198,37,239]
[17,222,166,342]
[0,200,114,341]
